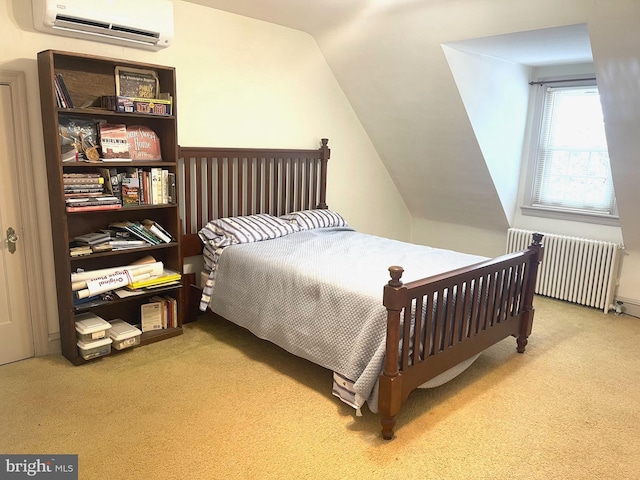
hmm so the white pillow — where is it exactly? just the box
[280,209,348,230]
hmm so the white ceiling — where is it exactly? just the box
[182,0,592,66]
[182,0,405,37]
[444,24,592,66]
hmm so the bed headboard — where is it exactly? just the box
[178,138,330,258]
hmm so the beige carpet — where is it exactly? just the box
[1,296,639,480]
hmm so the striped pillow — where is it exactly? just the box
[280,209,348,231]
[198,213,299,247]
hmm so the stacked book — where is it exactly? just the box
[141,296,179,331]
[128,269,181,291]
[54,74,74,108]
[64,173,121,212]
[109,220,174,246]
[70,220,174,255]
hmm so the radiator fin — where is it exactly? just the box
[506,228,622,312]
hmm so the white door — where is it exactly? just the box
[0,83,34,365]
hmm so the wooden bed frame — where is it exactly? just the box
[178,139,544,440]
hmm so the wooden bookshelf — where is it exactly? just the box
[37,50,183,365]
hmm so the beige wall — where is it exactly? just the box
[0,0,410,343]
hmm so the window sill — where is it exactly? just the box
[521,205,620,226]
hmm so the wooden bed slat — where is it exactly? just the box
[380,237,543,439]
[178,140,331,259]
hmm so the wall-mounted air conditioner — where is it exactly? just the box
[32,0,174,51]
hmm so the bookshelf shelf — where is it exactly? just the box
[37,49,183,365]
[63,161,178,168]
[56,107,176,121]
[70,242,179,263]
[74,284,182,312]
[65,203,178,214]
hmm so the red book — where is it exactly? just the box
[66,204,122,213]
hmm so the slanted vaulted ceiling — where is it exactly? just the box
[183,0,594,233]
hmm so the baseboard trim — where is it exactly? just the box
[47,333,61,355]
[614,296,640,318]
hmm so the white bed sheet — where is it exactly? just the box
[200,227,487,412]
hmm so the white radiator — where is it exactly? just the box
[506,228,623,312]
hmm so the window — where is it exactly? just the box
[523,80,618,224]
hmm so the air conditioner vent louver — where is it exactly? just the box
[54,15,109,30]
[111,25,159,40]
[54,15,159,41]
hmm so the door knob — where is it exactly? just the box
[6,227,18,254]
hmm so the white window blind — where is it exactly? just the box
[532,85,615,215]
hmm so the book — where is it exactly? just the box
[108,221,159,245]
[97,167,122,203]
[141,219,173,243]
[141,169,150,204]
[98,123,130,160]
[126,126,161,161]
[66,196,119,206]
[64,192,105,198]
[128,269,181,290]
[65,189,104,195]
[66,203,122,213]
[73,231,112,245]
[58,117,99,161]
[56,74,74,108]
[121,176,140,206]
[53,76,65,108]
[64,183,104,190]
[140,301,163,332]
[150,167,162,204]
[150,296,169,328]
[90,243,113,253]
[167,172,176,204]
[70,245,92,257]
[108,240,146,247]
[163,295,178,328]
[130,222,162,244]
[115,67,159,99]
[63,173,103,184]
[162,169,169,204]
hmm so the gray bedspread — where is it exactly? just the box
[204,227,486,410]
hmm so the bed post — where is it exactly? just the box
[317,138,330,209]
[517,233,544,353]
[379,266,407,440]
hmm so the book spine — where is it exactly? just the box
[150,296,169,328]
[131,223,162,244]
[138,168,145,206]
[151,167,162,205]
[162,169,169,204]
[64,183,104,190]
[56,74,74,108]
[53,76,66,108]
[66,200,120,207]
[167,172,176,204]
[63,177,104,184]
[63,172,101,178]
[108,240,146,247]
[66,204,122,213]
[162,295,177,328]
[146,224,171,243]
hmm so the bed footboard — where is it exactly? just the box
[379,234,544,439]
